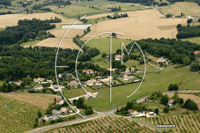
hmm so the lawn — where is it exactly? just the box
[181,37,200,45]
[82,66,199,111]
[0,96,45,133]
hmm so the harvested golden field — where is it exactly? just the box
[0,93,61,109]
[0,12,84,49]
[168,93,200,109]
[33,28,84,49]
[0,13,77,28]
[83,9,187,40]
[159,2,200,16]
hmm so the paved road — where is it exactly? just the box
[28,90,200,133]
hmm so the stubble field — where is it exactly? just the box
[83,9,187,40]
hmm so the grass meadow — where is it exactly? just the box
[83,66,199,111]
[181,37,200,45]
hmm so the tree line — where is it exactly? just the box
[126,38,200,64]
[0,0,11,6]
[108,0,153,6]
[0,18,59,45]
[176,24,200,39]
[73,36,100,61]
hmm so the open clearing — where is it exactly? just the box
[159,2,200,16]
[84,9,187,40]
[0,93,61,109]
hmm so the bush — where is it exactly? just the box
[163,106,169,113]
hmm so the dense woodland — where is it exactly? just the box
[176,24,200,39]
[125,38,200,64]
[0,18,61,45]
[0,0,11,6]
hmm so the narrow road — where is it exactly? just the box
[28,90,200,133]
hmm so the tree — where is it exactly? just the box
[168,84,178,91]
[190,62,199,72]
[179,98,184,105]
[177,24,182,29]
[37,110,42,118]
[184,99,198,110]
[155,108,159,115]
[198,18,200,22]
[183,56,190,65]
[161,94,169,105]
[102,53,107,58]
[187,19,193,25]
[163,106,169,113]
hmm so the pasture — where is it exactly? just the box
[0,93,61,109]
[41,116,161,133]
[159,2,200,16]
[84,9,187,40]
[0,96,45,133]
[140,113,200,133]
[181,37,200,45]
[83,66,198,111]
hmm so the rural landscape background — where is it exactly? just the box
[0,0,200,133]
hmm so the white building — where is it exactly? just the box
[33,85,43,91]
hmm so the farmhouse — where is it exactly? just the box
[168,99,174,107]
[68,81,79,87]
[82,69,94,74]
[56,99,65,105]
[190,14,200,19]
[15,80,23,86]
[100,76,113,83]
[33,85,43,91]
[194,51,200,55]
[85,79,97,86]
[59,107,69,114]
[157,57,168,65]
[95,81,102,86]
[34,77,45,84]
[124,75,134,80]
[108,68,117,73]
[52,109,61,116]
[115,55,121,60]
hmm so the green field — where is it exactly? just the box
[0,96,45,133]
[0,81,4,86]
[20,39,40,47]
[181,37,200,45]
[86,38,133,54]
[82,67,199,111]
[72,0,120,6]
